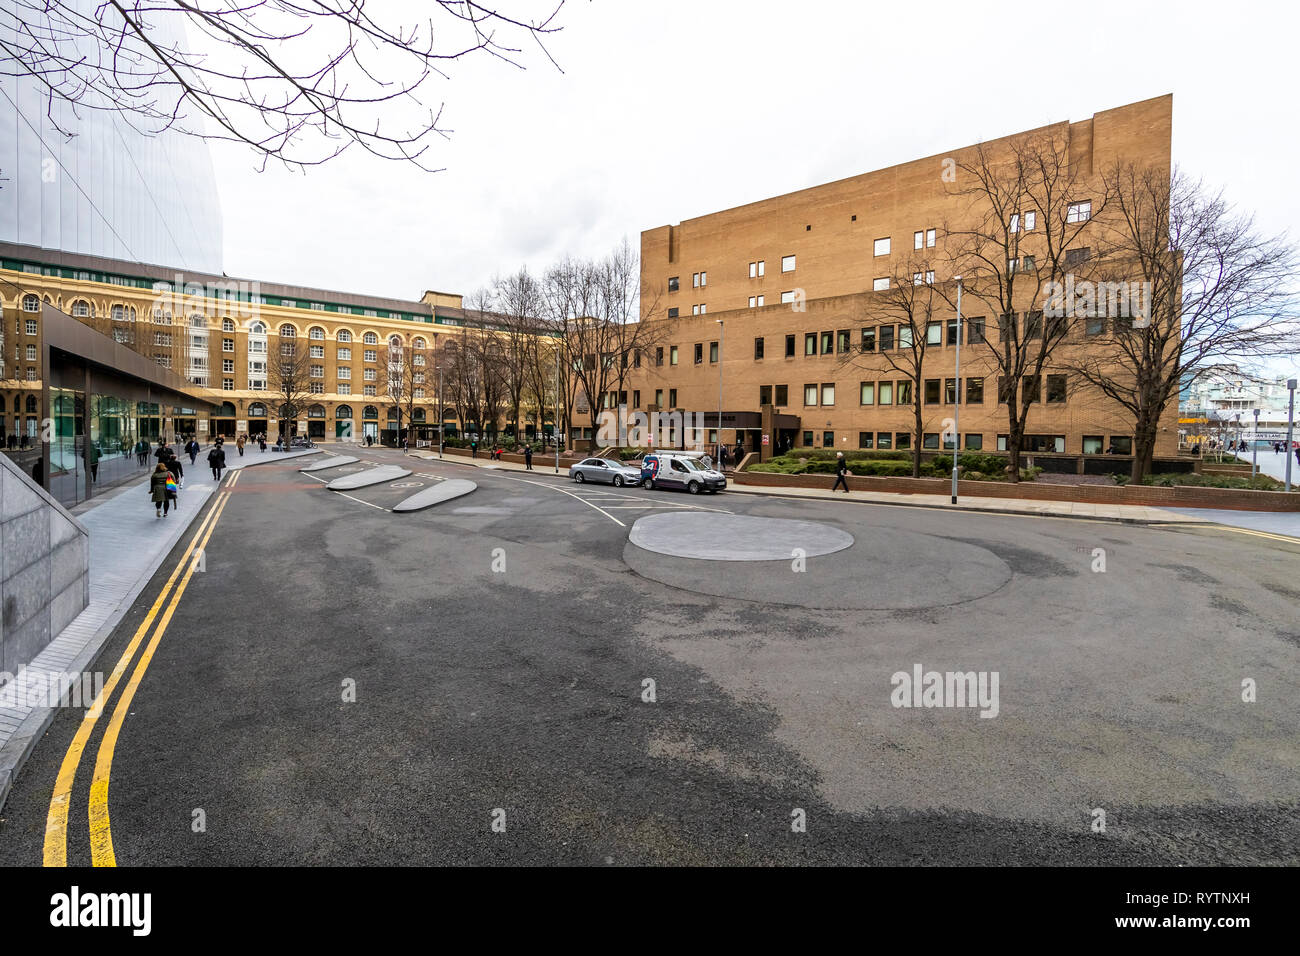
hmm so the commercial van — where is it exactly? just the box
[640,452,727,494]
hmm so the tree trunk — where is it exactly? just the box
[912,399,923,478]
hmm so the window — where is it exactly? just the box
[280,342,296,356]
[749,296,756,308]
[803,431,813,447]
[860,382,874,405]
[782,255,796,273]
[896,381,912,406]
[670,346,679,365]
[309,327,325,340]
[821,383,835,406]
[363,331,378,345]
[898,325,913,348]
[926,322,942,346]
[692,272,699,288]
[1023,212,1036,231]
[1067,201,1092,223]
[914,231,924,250]
[804,384,818,406]
[823,431,834,448]
[859,432,874,449]
[1082,435,1104,455]
[338,384,351,395]
[22,294,39,312]
[1046,374,1067,403]
[25,344,37,360]
[309,382,324,394]
[1064,247,1091,266]
[804,333,816,356]
[997,376,1012,404]
[775,385,788,405]
[1023,374,1041,403]
[655,389,664,407]
[694,343,703,364]
[760,385,772,405]
[876,432,893,450]
[668,388,677,407]
[364,349,377,362]
[220,338,234,352]
[279,324,296,338]
[924,379,941,404]
[709,341,718,363]
[668,276,679,292]
[967,317,985,345]
[821,331,834,355]
[964,434,983,450]
[966,377,984,404]
[944,378,957,404]
[336,347,351,360]
[1010,213,1020,233]
[878,381,893,405]
[754,337,765,359]
[873,277,890,291]
[873,237,891,257]
[668,307,679,319]
[337,329,352,342]
[692,304,700,316]
[337,367,351,380]
[306,344,323,359]
[837,329,850,353]
[860,327,875,352]
[758,260,765,277]
[1086,315,1105,336]
[222,359,234,373]
[223,379,234,391]
[1024,310,1043,339]
[363,385,377,396]
[894,433,910,450]
[926,228,936,248]
[25,318,38,335]
[785,334,796,357]
[364,369,377,381]
[878,325,894,350]
[310,364,324,378]
[781,290,796,305]
[923,433,940,449]
[756,295,765,307]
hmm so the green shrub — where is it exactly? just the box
[1142,472,1291,491]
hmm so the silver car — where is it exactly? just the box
[568,457,642,487]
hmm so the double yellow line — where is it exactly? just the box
[43,469,241,867]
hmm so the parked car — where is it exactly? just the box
[568,457,643,487]
[640,452,727,494]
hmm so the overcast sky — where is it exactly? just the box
[211,0,1300,358]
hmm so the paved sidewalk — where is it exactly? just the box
[0,446,319,808]
[408,450,1206,525]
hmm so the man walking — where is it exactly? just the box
[831,451,850,493]
[471,438,478,458]
[208,441,227,481]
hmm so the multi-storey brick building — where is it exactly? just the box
[624,95,1179,462]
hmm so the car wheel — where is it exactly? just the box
[613,475,624,487]
[574,472,585,483]
[644,478,654,490]
[687,481,700,495]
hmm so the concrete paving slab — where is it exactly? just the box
[392,478,477,512]
[325,465,412,490]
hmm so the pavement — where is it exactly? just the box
[0,444,321,809]
[0,441,1295,865]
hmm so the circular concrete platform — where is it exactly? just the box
[628,513,854,561]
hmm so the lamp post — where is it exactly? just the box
[554,345,561,474]
[951,276,963,505]
[1252,407,1259,477]
[1286,378,1296,493]
[716,319,724,463]
[436,364,444,458]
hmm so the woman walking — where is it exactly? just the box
[208,442,227,481]
[236,434,246,457]
[150,462,172,517]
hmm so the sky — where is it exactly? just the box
[210,0,1300,378]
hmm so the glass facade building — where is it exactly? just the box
[0,0,224,273]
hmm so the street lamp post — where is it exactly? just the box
[1286,378,1296,493]
[1252,407,1259,478]
[716,319,724,464]
[436,364,444,459]
[951,276,963,505]
[555,346,561,474]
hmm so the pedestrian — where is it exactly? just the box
[207,442,226,481]
[155,439,169,462]
[524,444,533,470]
[84,442,100,483]
[831,451,850,492]
[258,434,267,452]
[150,462,171,517]
[236,434,246,457]
[31,456,43,487]
[187,437,198,464]
[165,449,184,489]
[471,439,478,458]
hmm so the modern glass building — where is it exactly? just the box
[0,0,224,274]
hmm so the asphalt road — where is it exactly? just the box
[2,445,1297,865]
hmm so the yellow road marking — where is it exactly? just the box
[1215,525,1300,545]
[86,491,232,867]
[43,492,226,867]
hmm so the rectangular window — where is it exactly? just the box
[749,262,757,278]
[823,431,834,448]
[877,432,893,450]
[926,322,942,345]
[669,388,677,407]
[1064,247,1091,266]
[692,272,700,288]
[694,343,703,364]
[1024,212,1036,231]
[1024,310,1043,340]
[805,333,817,356]
[967,317,985,345]
[946,319,958,345]
[709,341,718,363]
[804,384,818,406]
[785,334,795,358]
[821,383,835,406]
[897,323,912,348]
[873,237,891,257]
[781,290,796,304]
[337,347,351,360]
[1010,213,1020,233]
[655,346,664,366]
[878,325,894,351]
[944,378,957,404]
[1046,374,1067,403]
[803,431,813,447]
[756,295,765,307]
[223,379,234,391]
[873,277,890,291]
[223,338,234,352]
[878,381,893,405]
[1023,375,1041,403]
[700,271,707,287]
[758,260,765,277]
[670,346,679,365]
[821,331,834,355]
[782,255,796,273]
[759,385,772,406]
[966,377,984,404]
[1067,201,1092,223]
[222,359,234,373]
[860,382,874,405]
[896,381,912,406]
[837,329,850,353]
[364,349,377,362]
[894,432,910,450]
[754,337,765,359]
[964,434,983,450]
[669,276,679,292]
[655,389,664,407]
[924,379,941,404]
[1086,315,1105,336]
[309,382,324,394]
[337,367,351,380]
[859,432,874,449]
[633,390,641,408]
[749,296,756,308]
[26,318,38,335]
[923,433,940,449]
[914,231,924,250]
[926,228,936,248]
[692,304,700,316]
[668,307,679,318]
[26,344,37,360]
[775,384,789,406]
[860,327,875,352]
[1082,435,1104,455]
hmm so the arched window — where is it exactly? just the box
[308,404,326,418]
[249,402,267,416]
[71,299,91,317]
[386,407,399,421]
[388,334,403,348]
[335,404,353,419]
[309,326,325,340]
[337,329,352,343]
[222,318,235,332]
[363,331,378,345]
[412,408,426,422]
[26,395,38,413]
[278,324,296,338]
[412,336,427,350]
[22,294,39,312]
[111,305,126,321]
[362,405,379,419]
[249,321,267,335]
[219,401,236,416]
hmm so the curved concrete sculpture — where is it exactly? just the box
[392,478,477,512]
[326,465,412,490]
[300,455,359,472]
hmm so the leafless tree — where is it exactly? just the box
[490,266,548,441]
[945,132,1114,480]
[383,330,431,446]
[1,1,566,168]
[268,329,311,440]
[1066,165,1299,482]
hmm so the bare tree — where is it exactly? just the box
[946,133,1114,480]
[383,330,431,447]
[1067,165,1299,482]
[268,331,311,441]
[2,1,566,168]
[491,267,548,442]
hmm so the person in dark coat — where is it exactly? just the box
[524,444,533,470]
[471,439,478,458]
[207,443,227,481]
[831,451,850,492]
[165,450,183,486]
[150,462,171,517]
[155,440,170,462]
[187,438,199,464]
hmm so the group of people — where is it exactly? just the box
[4,433,32,450]
[146,434,235,517]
